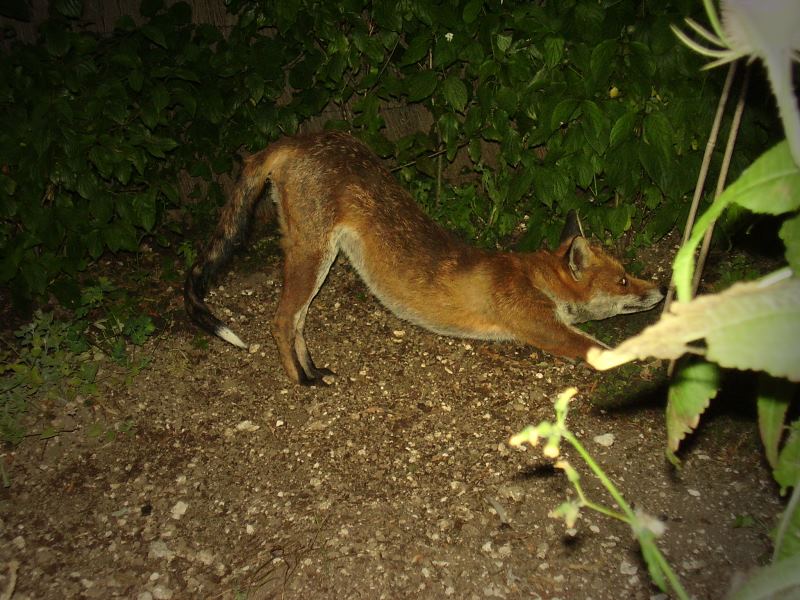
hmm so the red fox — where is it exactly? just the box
[185,132,663,385]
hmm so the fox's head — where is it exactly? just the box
[554,212,664,324]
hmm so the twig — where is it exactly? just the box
[664,61,738,376]
[663,61,737,315]
[691,66,750,297]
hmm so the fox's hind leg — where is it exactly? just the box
[272,241,338,385]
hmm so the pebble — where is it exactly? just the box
[593,433,615,447]
[170,501,188,520]
[620,560,638,575]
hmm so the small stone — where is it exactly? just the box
[593,433,615,447]
[152,585,173,600]
[148,541,174,561]
[171,501,188,520]
[235,420,260,432]
[620,560,638,575]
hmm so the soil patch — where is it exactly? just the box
[0,236,782,599]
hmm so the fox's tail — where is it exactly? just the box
[184,153,270,349]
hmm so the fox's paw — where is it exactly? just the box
[299,367,336,387]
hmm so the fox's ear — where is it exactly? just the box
[567,236,594,280]
[559,210,585,244]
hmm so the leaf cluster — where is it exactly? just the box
[0,0,777,306]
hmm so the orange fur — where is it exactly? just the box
[185,132,663,385]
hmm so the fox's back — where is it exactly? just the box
[259,132,496,335]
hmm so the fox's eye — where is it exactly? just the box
[619,276,628,287]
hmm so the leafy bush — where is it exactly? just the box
[0,0,777,307]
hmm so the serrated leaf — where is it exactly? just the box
[757,374,794,469]
[441,76,468,113]
[43,22,71,57]
[643,111,672,159]
[550,99,580,130]
[605,204,633,237]
[495,33,513,55]
[463,0,482,23]
[724,141,800,215]
[581,100,609,155]
[132,191,157,231]
[401,33,431,66]
[352,30,384,63]
[674,142,800,300]
[152,84,169,112]
[406,70,438,103]
[610,112,635,148]
[590,39,617,87]
[141,23,167,49]
[728,553,800,599]
[666,360,720,453]
[705,276,800,381]
[54,0,82,18]
[543,37,564,68]
[128,70,144,92]
[496,87,518,114]
[245,73,265,104]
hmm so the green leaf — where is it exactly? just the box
[132,191,157,231]
[43,22,71,57]
[495,33,513,56]
[463,0,482,24]
[704,274,800,381]
[724,141,800,215]
[496,87,518,115]
[590,39,617,88]
[129,70,144,92]
[757,374,794,469]
[406,70,438,103]
[401,34,431,66]
[643,111,672,159]
[54,0,83,18]
[152,84,170,112]
[727,553,800,600]
[352,30,384,63]
[581,100,609,155]
[542,37,564,68]
[610,112,636,149]
[605,204,633,237]
[141,23,167,49]
[245,73,265,104]
[674,142,800,300]
[666,360,720,453]
[780,214,800,272]
[441,76,468,113]
[550,99,580,130]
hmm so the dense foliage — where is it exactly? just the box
[0,0,776,306]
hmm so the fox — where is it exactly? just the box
[185,131,664,385]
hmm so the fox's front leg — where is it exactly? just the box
[517,317,609,363]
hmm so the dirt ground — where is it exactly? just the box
[0,234,784,599]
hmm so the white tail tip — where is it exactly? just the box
[217,326,247,349]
